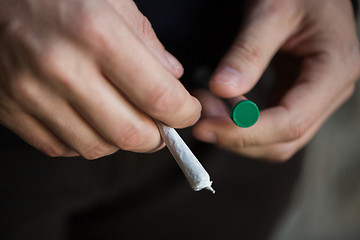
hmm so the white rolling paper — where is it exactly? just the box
[156,121,215,193]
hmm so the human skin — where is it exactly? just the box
[0,0,359,162]
[0,0,201,159]
[193,0,360,162]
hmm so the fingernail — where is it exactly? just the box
[213,66,241,87]
[195,130,217,143]
[165,50,184,76]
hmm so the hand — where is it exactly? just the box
[0,0,201,159]
[193,0,360,162]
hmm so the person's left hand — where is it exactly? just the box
[193,0,360,162]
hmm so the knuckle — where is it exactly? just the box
[36,46,58,66]
[262,0,287,16]
[222,135,246,149]
[4,21,23,41]
[42,144,68,158]
[8,76,39,104]
[37,52,59,76]
[234,137,247,149]
[82,142,115,160]
[50,68,78,90]
[73,1,100,27]
[113,126,144,151]
[232,41,262,69]
[147,84,174,115]
[77,13,102,38]
[285,120,306,142]
[56,75,77,91]
[36,49,77,90]
[35,45,68,79]
[251,0,290,19]
[73,3,111,50]
[138,16,156,41]
[4,20,32,46]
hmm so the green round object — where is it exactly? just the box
[230,100,259,128]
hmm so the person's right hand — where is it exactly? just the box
[0,0,201,159]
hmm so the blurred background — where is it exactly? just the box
[272,6,360,240]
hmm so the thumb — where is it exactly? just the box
[107,0,183,78]
[210,2,302,98]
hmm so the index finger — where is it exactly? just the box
[72,3,201,128]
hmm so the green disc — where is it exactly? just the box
[230,100,259,128]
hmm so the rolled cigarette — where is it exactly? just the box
[156,121,215,193]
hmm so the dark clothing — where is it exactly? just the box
[1,132,304,240]
[0,1,308,239]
